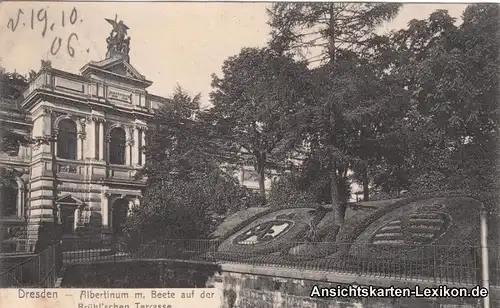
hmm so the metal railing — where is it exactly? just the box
[2,239,499,288]
[59,239,500,286]
[0,243,62,287]
[61,239,216,264]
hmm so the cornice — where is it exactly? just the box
[48,68,90,83]
[81,65,153,88]
[21,90,155,120]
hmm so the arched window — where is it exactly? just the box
[0,179,18,217]
[57,119,78,160]
[109,127,126,165]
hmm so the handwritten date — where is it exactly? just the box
[6,7,82,58]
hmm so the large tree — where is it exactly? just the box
[126,86,260,244]
[209,47,313,202]
[0,69,55,188]
[267,3,402,223]
[371,5,499,196]
[140,86,227,182]
[267,3,401,62]
[346,60,409,201]
[0,68,53,169]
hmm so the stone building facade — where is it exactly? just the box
[0,17,168,252]
[0,16,297,253]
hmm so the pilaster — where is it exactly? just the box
[132,125,140,166]
[85,116,96,160]
[101,191,110,228]
[140,126,147,165]
[77,117,86,160]
[98,121,105,161]
[26,108,56,252]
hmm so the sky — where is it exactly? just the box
[0,2,467,106]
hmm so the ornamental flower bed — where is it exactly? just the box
[348,197,480,258]
[217,208,321,255]
[207,193,483,282]
[210,207,272,240]
[328,196,482,282]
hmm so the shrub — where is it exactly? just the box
[123,170,261,247]
[268,173,319,208]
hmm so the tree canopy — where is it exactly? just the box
[209,47,314,201]
[124,86,260,244]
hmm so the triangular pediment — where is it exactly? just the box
[80,57,153,88]
[101,58,144,80]
[56,194,85,205]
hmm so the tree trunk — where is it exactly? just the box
[330,160,344,225]
[327,13,341,223]
[256,153,267,204]
[328,6,337,62]
[337,202,347,226]
[258,167,266,203]
[362,165,369,201]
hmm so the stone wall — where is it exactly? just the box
[60,260,218,288]
[215,265,495,308]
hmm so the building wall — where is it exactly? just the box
[0,59,166,251]
[21,65,157,250]
[1,60,280,251]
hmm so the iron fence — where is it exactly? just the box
[61,239,218,264]
[60,239,500,286]
[0,243,62,287]
[203,241,485,286]
[4,239,500,288]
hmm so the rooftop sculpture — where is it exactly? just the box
[105,15,131,55]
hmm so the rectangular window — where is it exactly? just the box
[60,207,75,235]
[95,123,99,159]
[138,131,143,165]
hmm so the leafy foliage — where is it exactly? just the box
[125,169,261,244]
[140,86,230,182]
[125,86,260,243]
[0,68,54,153]
[267,3,402,63]
[123,179,213,244]
[370,4,500,198]
[268,171,319,209]
[266,3,403,225]
[209,47,313,200]
[0,68,55,187]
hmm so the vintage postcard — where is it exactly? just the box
[0,2,497,308]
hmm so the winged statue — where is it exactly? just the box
[105,15,131,55]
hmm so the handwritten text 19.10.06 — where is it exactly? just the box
[6,7,83,58]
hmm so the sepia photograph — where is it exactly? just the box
[0,1,499,308]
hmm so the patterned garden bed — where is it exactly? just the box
[209,194,483,282]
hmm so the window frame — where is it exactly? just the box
[109,127,127,165]
[57,119,78,160]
